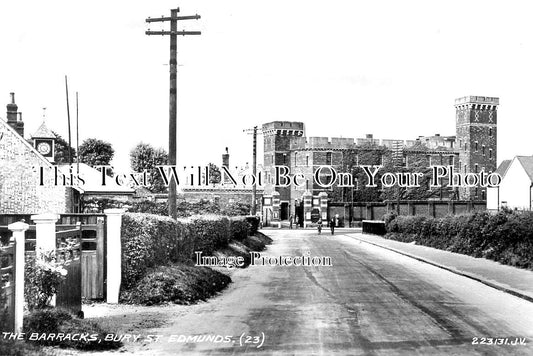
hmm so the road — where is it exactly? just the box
[125,229,533,356]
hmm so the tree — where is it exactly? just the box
[78,138,114,167]
[130,143,168,193]
[208,163,221,185]
[52,131,76,164]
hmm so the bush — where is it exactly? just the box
[24,250,68,311]
[120,264,231,305]
[229,218,251,241]
[128,200,168,215]
[121,213,183,289]
[0,339,43,356]
[184,216,231,256]
[121,213,253,290]
[245,216,260,233]
[23,308,122,350]
[384,210,533,269]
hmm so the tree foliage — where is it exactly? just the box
[208,163,221,185]
[78,138,114,166]
[52,131,76,164]
[130,143,169,193]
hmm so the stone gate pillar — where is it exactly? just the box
[31,213,59,255]
[318,192,328,222]
[271,191,281,228]
[302,190,312,228]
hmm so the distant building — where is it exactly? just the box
[487,156,533,211]
[262,96,499,223]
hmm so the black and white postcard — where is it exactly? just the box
[1,1,532,355]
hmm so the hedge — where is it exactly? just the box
[384,209,533,269]
[121,213,255,290]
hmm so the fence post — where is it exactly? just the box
[31,213,59,255]
[31,213,59,307]
[105,209,125,304]
[8,221,28,333]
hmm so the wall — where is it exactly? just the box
[0,120,69,214]
[332,200,486,226]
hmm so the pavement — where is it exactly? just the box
[346,230,533,303]
[93,228,533,356]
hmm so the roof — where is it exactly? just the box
[58,163,134,195]
[32,121,55,139]
[0,117,53,166]
[496,160,512,177]
[516,156,533,181]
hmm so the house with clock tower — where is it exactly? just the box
[31,120,56,163]
[0,92,73,214]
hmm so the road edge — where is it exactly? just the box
[347,233,533,304]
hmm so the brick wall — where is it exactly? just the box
[0,121,68,214]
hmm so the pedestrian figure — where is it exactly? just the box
[295,215,299,229]
[330,217,335,235]
[317,219,322,235]
[289,214,293,229]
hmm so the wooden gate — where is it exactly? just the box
[55,223,82,315]
[58,215,106,300]
[1,214,107,302]
[0,236,16,332]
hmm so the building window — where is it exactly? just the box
[326,152,332,165]
[306,155,309,166]
[294,152,298,167]
[283,153,287,165]
[474,164,478,173]
[489,127,493,136]
[475,142,478,152]
[489,149,493,159]
[482,145,486,156]
[448,156,454,166]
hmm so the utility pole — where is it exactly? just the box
[244,126,263,216]
[145,8,201,219]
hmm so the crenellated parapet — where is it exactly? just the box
[454,96,499,111]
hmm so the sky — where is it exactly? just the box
[1,0,532,172]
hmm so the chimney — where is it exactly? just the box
[222,147,231,184]
[222,147,230,168]
[6,93,24,137]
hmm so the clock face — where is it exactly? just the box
[37,142,51,155]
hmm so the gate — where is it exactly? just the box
[55,223,82,315]
[0,213,107,305]
[0,237,16,332]
[58,215,106,300]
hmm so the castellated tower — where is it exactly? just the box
[262,121,305,219]
[454,96,499,200]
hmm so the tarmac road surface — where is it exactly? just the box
[126,229,533,356]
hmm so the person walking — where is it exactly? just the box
[289,214,293,229]
[317,219,323,235]
[330,217,335,235]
